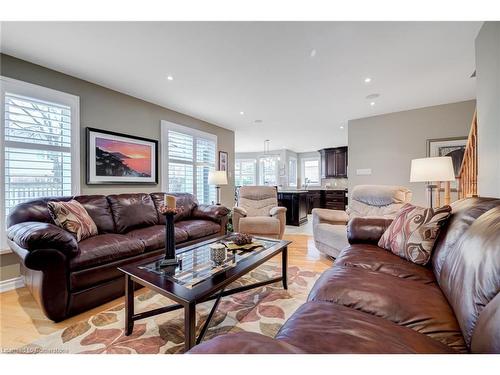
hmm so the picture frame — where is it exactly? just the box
[86,127,158,184]
[219,151,228,171]
[426,136,467,191]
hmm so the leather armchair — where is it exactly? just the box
[313,185,412,258]
[233,186,287,239]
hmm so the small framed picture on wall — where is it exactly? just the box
[219,151,228,171]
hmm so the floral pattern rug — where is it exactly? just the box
[23,264,319,354]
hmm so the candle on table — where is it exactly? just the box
[164,195,176,209]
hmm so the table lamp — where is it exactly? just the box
[410,157,455,208]
[208,170,228,205]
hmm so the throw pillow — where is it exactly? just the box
[48,200,98,242]
[378,203,451,265]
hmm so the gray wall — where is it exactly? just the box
[348,100,476,206]
[0,54,235,281]
[475,22,500,198]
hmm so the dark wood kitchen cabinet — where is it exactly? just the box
[324,190,347,210]
[319,147,348,178]
[306,191,322,214]
[278,191,308,226]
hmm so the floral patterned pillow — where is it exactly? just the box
[48,200,98,242]
[378,203,452,265]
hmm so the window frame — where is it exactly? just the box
[288,157,297,187]
[301,156,321,187]
[234,158,257,186]
[1,76,80,252]
[160,120,218,204]
[258,155,280,186]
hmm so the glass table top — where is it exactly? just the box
[138,237,280,289]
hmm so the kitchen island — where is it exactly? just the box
[277,189,348,226]
[277,190,308,226]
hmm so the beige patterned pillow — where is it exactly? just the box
[48,200,98,242]
[378,203,451,265]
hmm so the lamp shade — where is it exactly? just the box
[410,157,455,182]
[208,170,228,185]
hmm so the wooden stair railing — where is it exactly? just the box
[458,110,478,199]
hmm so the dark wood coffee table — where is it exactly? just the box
[118,235,290,352]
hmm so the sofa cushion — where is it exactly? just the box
[107,193,158,233]
[238,216,280,236]
[125,225,189,251]
[308,266,466,352]
[237,186,278,217]
[438,205,500,351]
[189,332,305,354]
[432,197,500,280]
[71,233,145,270]
[378,203,452,265]
[275,301,455,354]
[175,220,221,240]
[150,192,198,224]
[47,200,98,242]
[335,244,436,285]
[75,195,115,233]
[7,196,72,227]
[70,247,164,291]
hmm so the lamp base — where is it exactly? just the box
[426,184,436,209]
[216,186,221,205]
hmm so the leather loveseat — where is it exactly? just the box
[7,192,229,321]
[190,197,500,354]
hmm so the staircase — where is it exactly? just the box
[458,110,478,199]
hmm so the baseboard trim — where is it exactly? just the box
[0,276,24,293]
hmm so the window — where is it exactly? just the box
[235,159,256,186]
[259,155,279,186]
[302,157,320,186]
[161,121,217,205]
[288,157,297,187]
[1,77,80,249]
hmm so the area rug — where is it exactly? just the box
[23,264,319,354]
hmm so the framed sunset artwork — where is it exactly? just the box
[86,128,158,184]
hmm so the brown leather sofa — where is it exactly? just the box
[7,192,229,322]
[190,197,500,354]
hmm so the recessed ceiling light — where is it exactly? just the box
[240,111,245,115]
[340,126,344,129]
[370,102,376,107]
[167,75,174,81]
[310,49,317,58]
[254,119,263,124]
[364,77,372,83]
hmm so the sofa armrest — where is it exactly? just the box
[191,204,230,223]
[269,206,287,239]
[269,206,286,216]
[312,208,349,226]
[233,206,247,217]
[7,221,79,256]
[346,217,393,245]
[232,207,247,233]
[188,332,304,354]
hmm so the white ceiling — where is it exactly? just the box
[1,22,481,153]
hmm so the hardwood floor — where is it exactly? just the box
[0,234,332,350]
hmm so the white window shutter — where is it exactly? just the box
[4,93,73,217]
